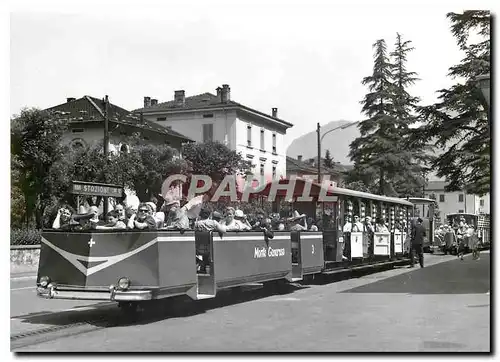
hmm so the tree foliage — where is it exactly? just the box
[348,35,428,197]
[182,141,254,188]
[414,11,490,196]
[324,149,334,168]
[11,108,68,227]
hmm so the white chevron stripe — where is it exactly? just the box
[40,237,159,276]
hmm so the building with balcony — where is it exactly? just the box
[133,85,293,180]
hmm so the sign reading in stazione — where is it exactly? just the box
[70,181,123,198]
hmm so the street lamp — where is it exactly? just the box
[316,120,359,183]
[475,73,490,107]
[316,120,359,225]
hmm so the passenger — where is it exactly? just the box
[343,216,353,233]
[375,217,389,232]
[233,209,252,230]
[308,217,319,232]
[114,203,128,223]
[95,210,127,230]
[287,211,308,231]
[211,211,223,223]
[52,205,74,230]
[164,200,190,230]
[71,206,96,231]
[194,207,226,233]
[250,212,266,230]
[221,207,242,231]
[352,215,363,232]
[363,216,375,234]
[127,203,157,230]
[88,205,100,224]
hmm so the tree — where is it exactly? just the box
[414,11,490,196]
[389,33,431,197]
[348,39,403,196]
[324,149,334,168]
[182,141,253,190]
[11,108,68,227]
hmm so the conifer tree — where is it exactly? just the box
[349,39,404,196]
[415,11,490,195]
[389,33,430,197]
[324,149,334,168]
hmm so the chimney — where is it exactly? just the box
[216,87,222,101]
[151,99,158,106]
[272,108,278,118]
[67,97,76,103]
[221,84,230,103]
[297,155,303,162]
[144,96,151,108]
[174,90,185,106]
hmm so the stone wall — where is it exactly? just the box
[11,245,40,274]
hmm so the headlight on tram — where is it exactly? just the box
[117,277,130,291]
[39,276,50,288]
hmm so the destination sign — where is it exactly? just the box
[71,181,123,197]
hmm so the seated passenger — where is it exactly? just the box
[52,206,74,230]
[71,206,97,231]
[221,207,247,231]
[352,215,363,232]
[114,203,128,223]
[287,211,308,231]
[375,217,389,232]
[211,211,223,223]
[95,210,127,230]
[233,209,252,230]
[127,203,157,230]
[194,207,226,233]
[164,201,190,230]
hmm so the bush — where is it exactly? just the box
[11,228,42,246]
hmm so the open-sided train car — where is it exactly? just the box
[35,229,326,305]
[36,179,415,311]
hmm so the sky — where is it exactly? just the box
[7,0,496,152]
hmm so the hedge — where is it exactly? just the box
[11,228,42,246]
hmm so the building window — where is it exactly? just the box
[157,117,166,121]
[203,124,213,142]
[272,165,276,179]
[260,163,265,176]
[458,209,464,213]
[439,194,445,202]
[247,125,252,147]
[260,129,265,151]
[203,113,214,118]
[120,144,130,153]
[272,133,276,153]
[458,194,464,202]
[480,199,484,206]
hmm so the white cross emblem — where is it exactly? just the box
[88,237,96,247]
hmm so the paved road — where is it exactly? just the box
[12,252,490,352]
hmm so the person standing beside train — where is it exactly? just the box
[410,217,426,268]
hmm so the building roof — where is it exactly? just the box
[47,95,193,142]
[134,92,294,129]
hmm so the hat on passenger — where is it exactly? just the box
[234,209,246,218]
[212,211,223,221]
[288,210,306,221]
[146,201,157,213]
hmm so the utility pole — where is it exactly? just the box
[103,95,109,216]
[316,122,321,185]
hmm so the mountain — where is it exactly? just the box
[286,120,360,165]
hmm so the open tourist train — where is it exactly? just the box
[35,179,438,311]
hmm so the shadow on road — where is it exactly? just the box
[341,254,490,295]
[13,282,311,329]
